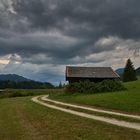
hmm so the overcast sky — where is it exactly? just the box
[0,0,140,84]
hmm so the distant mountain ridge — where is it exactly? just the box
[0,74,54,89]
[115,68,124,75]
[115,67,140,76]
[136,67,140,75]
[0,74,31,82]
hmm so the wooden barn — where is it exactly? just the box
[66,66,120,83]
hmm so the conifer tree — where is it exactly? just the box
[123,59,137,82]
[58,81,63,88]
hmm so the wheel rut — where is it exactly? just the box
[31,95,140,131]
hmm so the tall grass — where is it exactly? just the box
[0,89,64,98]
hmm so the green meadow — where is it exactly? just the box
[0,80,139,139]
[49,80,140,114]
[0,97,140,140]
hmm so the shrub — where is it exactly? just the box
[96,80,126,93]
[65,80,96,94]
[65,80,126,94]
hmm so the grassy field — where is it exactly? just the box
[0,89,63,98]
[49,80,140,114]
[0,80,139,139]
[0,97,140,140]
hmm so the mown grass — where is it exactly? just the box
[0,97,140,140]
[39,98,140,123]
[49,80,140,114]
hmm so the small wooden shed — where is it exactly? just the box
[66,66,120,83]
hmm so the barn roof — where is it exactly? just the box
[66,66,120,78]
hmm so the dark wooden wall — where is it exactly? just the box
[67,77,117,83]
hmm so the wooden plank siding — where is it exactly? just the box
[66,66,120,83]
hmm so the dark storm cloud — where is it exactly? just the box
[0,0,140,83]
[0,31,86,60]
[1,1,140,46]
[11,0,140,39]
[1,0,140,59]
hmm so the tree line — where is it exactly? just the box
[0,80,54,89]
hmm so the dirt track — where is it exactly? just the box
[31,95,140,131]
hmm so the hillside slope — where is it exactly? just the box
[0,74,30,82]
[136,67,140,75]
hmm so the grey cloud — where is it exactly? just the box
[0,0,140,83]
[11,0,140,39]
